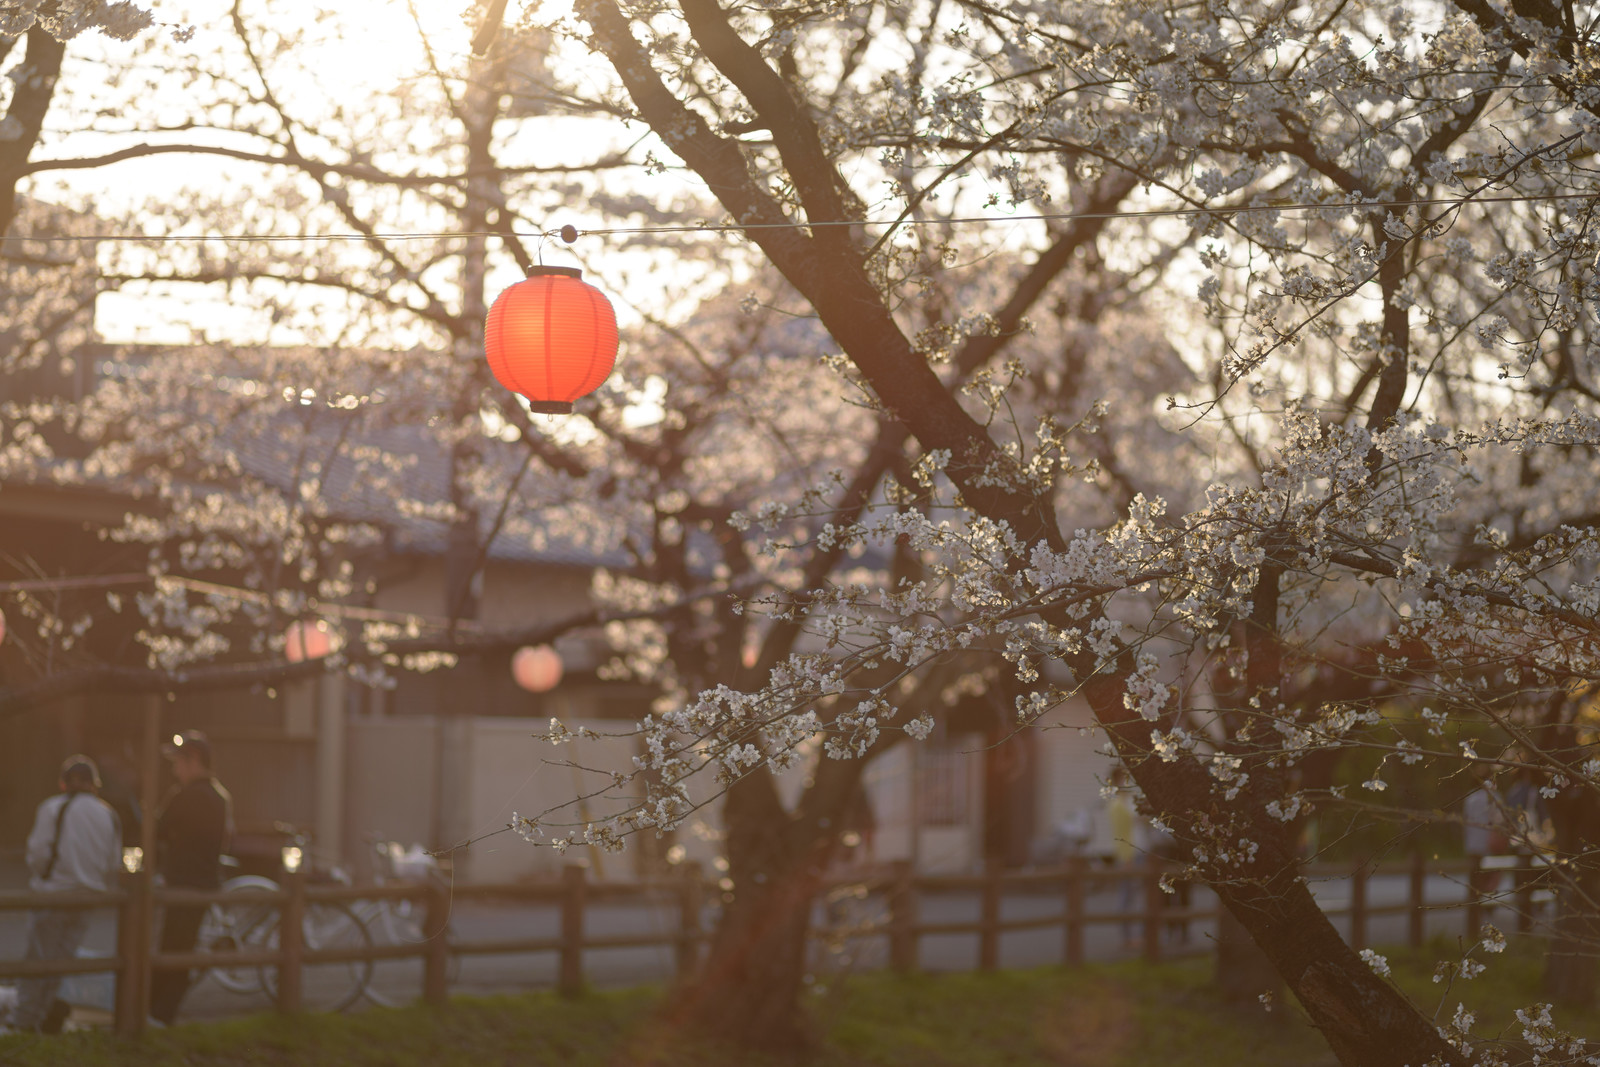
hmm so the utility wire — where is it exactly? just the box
[3,191,1595,245]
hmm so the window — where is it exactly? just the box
[917,739,970,827]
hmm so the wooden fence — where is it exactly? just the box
[0,853,1543,1035]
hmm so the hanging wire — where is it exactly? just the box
[3,190,1595,245]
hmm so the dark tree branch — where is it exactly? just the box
[583,0,1060,551]
[22,138,633,182]
[0,28,66,236]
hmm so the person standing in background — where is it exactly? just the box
[148,731,232,1027]
[9,756,121,1034]
[1105,767,1145,949]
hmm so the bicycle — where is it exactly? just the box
[196,872,280,997]
[195,827,374,1013]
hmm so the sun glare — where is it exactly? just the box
[280,0,465,95]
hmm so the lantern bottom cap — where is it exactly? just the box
[526,400,574,415]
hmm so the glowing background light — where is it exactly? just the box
[511,645,563,693]
[284,619,336,663]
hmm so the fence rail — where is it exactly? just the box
[0,852,1541,1035]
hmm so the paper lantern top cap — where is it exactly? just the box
[527,265,583,278]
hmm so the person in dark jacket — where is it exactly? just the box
[148,731,232,1026]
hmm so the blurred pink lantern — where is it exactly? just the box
[511,645,563,693]
[285,619,335,663]
[0,607,6,646]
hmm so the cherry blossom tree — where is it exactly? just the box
[5,0,1173,1042]
[9,0,1600,1061]
[517,0,1600,1061]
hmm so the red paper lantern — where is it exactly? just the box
[285,619,335,662]
[511,644,564,693]
[485,266,618,414]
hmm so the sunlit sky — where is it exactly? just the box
[22,0,689,432]
[27,0,1441,404]
[34,0,676,346]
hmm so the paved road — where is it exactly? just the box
[0,869,1493,1024]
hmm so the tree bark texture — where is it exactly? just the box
[1086,676,1459,1067]
[660,770,828,1050]
[0,29,66,237]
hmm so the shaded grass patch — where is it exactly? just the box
[0,944,1591,1067]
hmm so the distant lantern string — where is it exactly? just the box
[3,190,1597,245]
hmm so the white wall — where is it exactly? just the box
[1033,699,1119,856]
[343,716,443,880]
[342,700,1116,884]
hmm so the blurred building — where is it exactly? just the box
[1,206,1116,885]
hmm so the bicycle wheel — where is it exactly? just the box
[197,875,280,995]
[362,899,459,1008]
[262,901,373,1013]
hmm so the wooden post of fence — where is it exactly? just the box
[277,867,305,1013]
[888,859,915,974]
[123,693,163,1033]
[1143,860,1164,963]
[1408,850,1427,949]
[1064,856,1086,966]
[1350,862,1368,952]
[978,860,1001,971]
[113,867,149,1036]
[1515,858,1535,935]
[422,882,450,1005]
[1465,854,1484,937]
[559,862,587,997]
[675,861,704,978]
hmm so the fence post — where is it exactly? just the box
[1064,856,1086,966]
[1143,860,1164,963]
[113,868,149,1036]
[422,882,450,1005]
[1350,862,1368,952]
[1465,854,1484,937]
[277,868,305,1013]
[675,861,704,979]
[1408,850,1427,949]
[978,861,1001,971]
[888,859,915,974]
[124,693,162,1032]
[559,862,587,997]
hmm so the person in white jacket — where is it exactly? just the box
[11,756,122,1033]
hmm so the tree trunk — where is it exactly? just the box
[1088,681,1458,1067]
[1211,858,1458,1064]
[1543,875,1600,1007]
[1215,904,1281,1006]
[0,29,67,238]
[1542,782,1600,1006]
[661,770,824,1050]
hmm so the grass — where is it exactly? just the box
[1,943,1593,1066]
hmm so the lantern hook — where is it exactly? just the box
[530,224,580,274]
